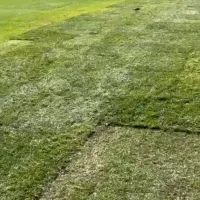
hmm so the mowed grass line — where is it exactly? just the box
[1,0,200,199]
[0,0,123,42]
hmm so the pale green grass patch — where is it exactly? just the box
[42,127,200,200]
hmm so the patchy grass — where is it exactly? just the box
[41,126,200,200]
[0,127,92,199]
[1,0,200,199]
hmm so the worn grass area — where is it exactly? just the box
[0,0,123,42]
[41,126,200,200]
[1,0,200,199]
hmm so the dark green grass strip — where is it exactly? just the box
[0,127,93,199]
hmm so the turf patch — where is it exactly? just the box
[41,127,200,200]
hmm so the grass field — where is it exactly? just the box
[1,0,200,199]
[0,0,122,41]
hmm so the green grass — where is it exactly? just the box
[42,127,200,200]
[1,0,200,199]
[0,0,123,41]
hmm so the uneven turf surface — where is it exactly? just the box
[1,0,200,199]
[42,127,200,200]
